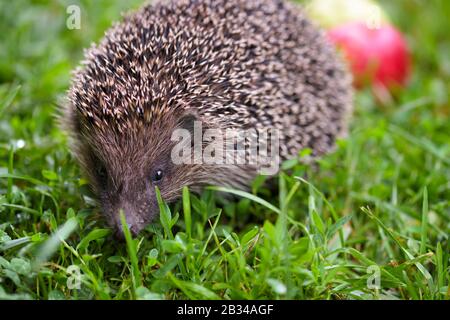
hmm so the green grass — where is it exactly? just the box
[0,0,449,300]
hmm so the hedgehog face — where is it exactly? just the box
[73,114,198,238]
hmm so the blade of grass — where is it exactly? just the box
[169,274,220,300]
[0,204,40,216]
[207,186,281,215]
[278,173,293,298]
[32,218,78,269]
[0,84,20,116]
[182,186,192,239]
[120,211,142,297]
[0,236,31,252]
[420,187,428,254]
[0,173,46,186]
[155,186,173,239]
[7,145,14,204]
[435,242,444,298]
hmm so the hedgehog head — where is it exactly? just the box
[64,90,206,237]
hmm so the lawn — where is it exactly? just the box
[0,0,448,300]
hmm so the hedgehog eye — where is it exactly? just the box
[96,165,108,182]
[152,169,164,183]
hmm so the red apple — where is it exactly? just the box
[327,22,411,91]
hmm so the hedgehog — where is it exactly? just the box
[63,0,353,237]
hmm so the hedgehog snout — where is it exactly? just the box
[109,196,157,239]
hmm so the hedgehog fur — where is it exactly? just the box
[64,0,353,236]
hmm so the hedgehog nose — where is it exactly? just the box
[113,207,141,239]
[113,219,139,239]
[127,222,139,236]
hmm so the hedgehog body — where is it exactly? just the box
[65,0,353,236]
